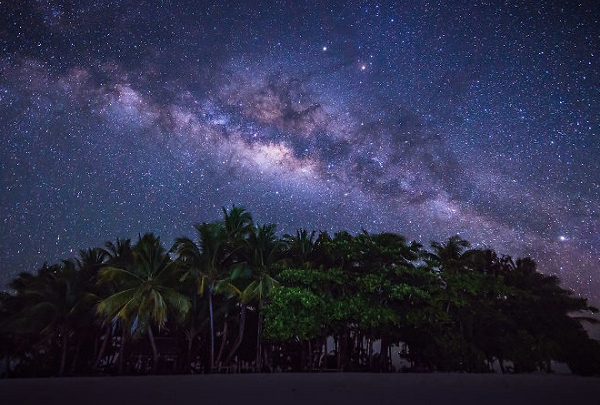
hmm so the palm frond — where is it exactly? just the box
[215,279,242,299]
[97,267,142,285]
[96,288,138,319]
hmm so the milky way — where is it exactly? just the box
[1,1,599,303]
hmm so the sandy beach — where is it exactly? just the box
[1,373,599,405]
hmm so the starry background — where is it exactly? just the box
[1,1,599,304]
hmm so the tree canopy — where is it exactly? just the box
[1,207,599,377]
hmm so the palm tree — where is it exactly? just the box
[428,235,471,273]
[93,238,133,372]
[173,221,228,372]
[283,229,317,269]
[102,238,134,268]
[427,235,474,313]
[78,248,108,273]
[173,206,253,372]
[242,223,282,371]
[64,249,110,374]
[0,291,17,377]
[220,280,249,367]
[223,204,254,242]
[96,233,190,373]
[501,256,600,373]
[6,261,95,376]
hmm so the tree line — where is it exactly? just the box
[1,206,599,377]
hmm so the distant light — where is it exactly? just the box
[559,235,567,241]
[322,46,327,51]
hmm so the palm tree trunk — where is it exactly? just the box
[186,294,197,373]
[215,318,229,368]
[338,331,348,370]
[118,328,126,375]
[336,334,341,369]
[187,336,193,374]
[93,324,112,370]
[264,345,271,371]
[69,341,82,374]
[4,351,9,378]
[208,285,215,373]
[148,327,159,373]
[321,340,327,370]
[224,303,247,365]
[59,332,68,376]
[255,307,263,372]
[380,336,389,372]
[367,338,373,370]
[185,331,201,373]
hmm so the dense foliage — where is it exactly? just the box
[1,206,599,377]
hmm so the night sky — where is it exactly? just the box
[1,1,599,303]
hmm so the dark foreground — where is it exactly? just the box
[1,373,599,405]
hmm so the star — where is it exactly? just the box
[0,0,598,309]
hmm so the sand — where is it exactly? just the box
[1,373,599,405]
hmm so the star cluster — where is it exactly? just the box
[1,1,599,302]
